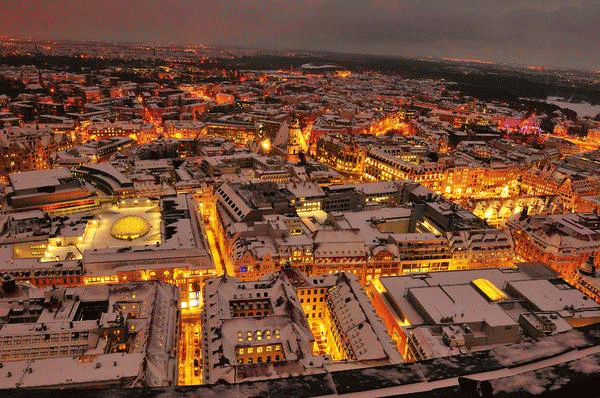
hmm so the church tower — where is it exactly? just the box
[286,115,306,163]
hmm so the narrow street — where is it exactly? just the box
[205,228,228,276]
[178,320,202,385]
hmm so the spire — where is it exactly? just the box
[286,114,307,163]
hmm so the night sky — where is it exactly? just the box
[1,0,598,69]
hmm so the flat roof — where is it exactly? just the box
[407,284,517,327]
[9,168,73,192]
[507,279,600,313]
[378,268,534,325]
[0,352,142,389]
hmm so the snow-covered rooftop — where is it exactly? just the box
[0,281,179,388]
[8,168,73,192]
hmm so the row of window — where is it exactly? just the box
[232,310,270,317]
[236,354,281,364]
[6,269,82,278]
[305,312,323,319]
[298,289,325,296]
[237,344,281,355]
[237,329,280,343]
[1,331,90,346]
[0,344,87,359]
[299,297,324,303]
[230,300,271,310]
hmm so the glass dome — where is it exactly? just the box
[110,215,151,240]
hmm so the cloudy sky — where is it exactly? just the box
[1,0,598,69]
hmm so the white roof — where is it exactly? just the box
[9,168,73,192]
[379,268,533,325]
[284,182,325,199]
[9,210,45,221]
[83,162,132,185]
[507,279,600,313]
[202,274,315,384]
[407,284,517,327]
[0,282,179,388]
[328,280,385,360]
[0,353,143,389]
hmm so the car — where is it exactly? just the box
[193,337,199,346]
[193,358,200,376]
[195,347,200,356]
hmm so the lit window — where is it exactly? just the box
[247,347,253,354]
[238,348,244,355]
[257,347,263,353]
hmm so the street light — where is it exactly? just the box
[260,138,271,153]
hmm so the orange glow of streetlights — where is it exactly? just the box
[260,138,271,153]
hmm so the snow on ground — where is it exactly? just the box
[491,372,547,395]
[545,97,600,118]
[490,330,590,367]
[568,354,600,375]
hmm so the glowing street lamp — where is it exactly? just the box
[260,139,271,153]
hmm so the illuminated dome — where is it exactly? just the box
[110,215,151,240]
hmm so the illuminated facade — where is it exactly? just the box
[201,273,316,384]
[447,229,515,270]
[0,280,179,388]
[316,133,544,203]
[522,166,600,212]
[5,168,95,210]
[525,152,600,205]
[87,122,157,144]
[311,231,452,285]
[222,210,454,286]
[215,181,515,287]
[315,134,366,175]
[507,212,600,280]
[285,116,309,163]
[204,121,258,145]
[442,164,521,201]
[363,149,445,193]
[572,256,600,304]
[296,270,401,363]
[367,266,599,362]
[0,127,73,173]
[201,268,400,385]
[0,194,216,314]
[163,120,205,140]
[466,195,554,228]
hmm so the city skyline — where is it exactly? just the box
[1,0,599,70]
[1,13,600,394]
